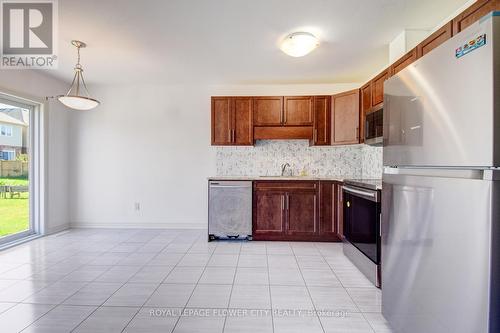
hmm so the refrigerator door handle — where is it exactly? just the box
[383,167,496,180]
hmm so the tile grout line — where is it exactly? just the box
[318,243,376,332]
[293,243,326,333]
[265,242,275,333]
[69,234,182,333]
[221,241,242,333]
[167,233,219,333]
[7,251,128,332]
[114,232,195,331]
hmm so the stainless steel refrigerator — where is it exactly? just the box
[382,12,500,333]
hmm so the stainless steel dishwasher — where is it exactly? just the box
[208,180,252,241]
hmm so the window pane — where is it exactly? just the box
[0,105,30,239]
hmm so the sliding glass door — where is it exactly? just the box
[0,97,37,245]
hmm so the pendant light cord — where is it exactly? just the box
[65,43,92,98]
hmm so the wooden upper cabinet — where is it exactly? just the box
[211,97,232,145]
[311,96,331,146]
[331,89,360,145]
[371,69,389,107]
[233,97,253,145]
[360,83,372,143]
[390,48,417,76]
[211,97,253,146]
[452,0,499,35]
[416,21,453,58]
[253,97,283,126]
[283,96,313,126]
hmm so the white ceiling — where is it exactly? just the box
[45,0,470,85]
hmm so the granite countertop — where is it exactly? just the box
[207,176,346,182]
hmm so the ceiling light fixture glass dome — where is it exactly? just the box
[280,32,319,57]
[58,40,100,111]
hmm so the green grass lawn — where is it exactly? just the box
[0,177,29,237]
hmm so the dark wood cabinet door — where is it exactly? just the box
[311,96,331,146]
[390,48,417,76]
[211,97,232,145]
[331,89,360,145]
[452,0,499,35]
[253,190,285,237]
[253,97,283,126]
[360,83,372,143]
[416,21,452,58]
[233,97,253,145]
[337,184,344,239]
[283,96,313,126]
[319,181,336,237]
[371,70,388,107]
[286,190,317,236]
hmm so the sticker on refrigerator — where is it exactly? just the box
[455,34,486,58]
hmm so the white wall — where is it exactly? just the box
[0,70,70,234]
[389,29,430,62]
[68,83,360,229]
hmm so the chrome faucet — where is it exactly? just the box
[281,163,292,176]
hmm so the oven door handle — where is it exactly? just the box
[342,186,379,202]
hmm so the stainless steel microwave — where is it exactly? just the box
[365,106,383,146]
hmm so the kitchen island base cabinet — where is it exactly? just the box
[253,181,340,242]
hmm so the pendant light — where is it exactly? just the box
[58,40,100,110]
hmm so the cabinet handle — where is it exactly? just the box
[232,129,236,143]
[314,129,318,142]
[283,110,287,124]
[281,195,284,210]
[286,195,289,210]
[356,127,359,140]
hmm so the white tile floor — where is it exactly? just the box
[0,229,394,332]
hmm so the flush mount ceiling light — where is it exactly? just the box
[58,40,100,111]
[280,32,319,57]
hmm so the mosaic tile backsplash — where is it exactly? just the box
[216,140,383,179]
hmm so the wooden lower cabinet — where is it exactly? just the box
[336,183,345,240]
[253,190,285,236]
[286,190,317,237]
[319,181,338,239]
[253,181,341,241]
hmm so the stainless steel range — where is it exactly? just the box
[342,179,382,287]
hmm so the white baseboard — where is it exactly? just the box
[69,221,206,230]
[45,224,70,235]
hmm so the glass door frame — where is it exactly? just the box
[0,92,45,246]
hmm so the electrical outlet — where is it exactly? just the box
[134,202,141,211]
